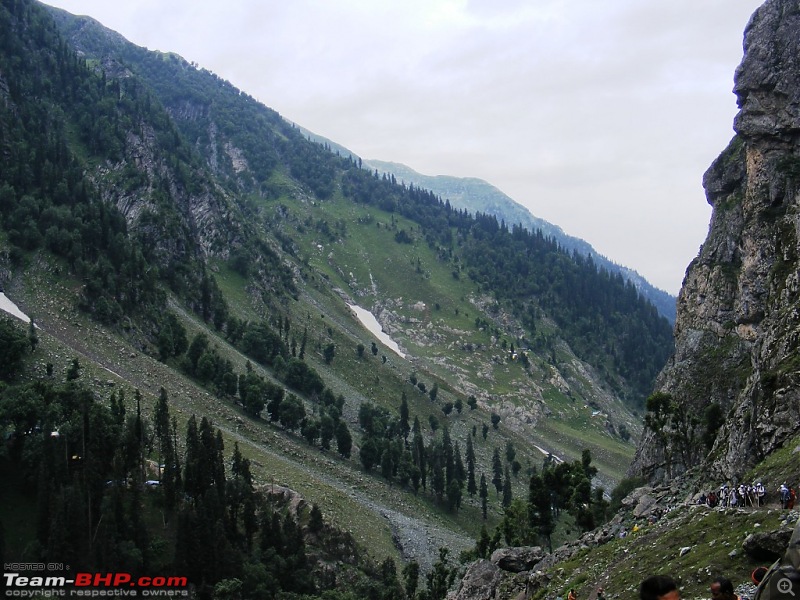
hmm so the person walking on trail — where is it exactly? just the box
[710,577,739,600]
[779,483,790,509]
[640,575,681,600]
[568,589,577,600]
[755,482,766,507]
[596,587,606,600]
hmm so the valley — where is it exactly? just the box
[6,1,800,598]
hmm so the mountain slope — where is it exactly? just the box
[364,159,677,324]
[447,2,800,598]
[47,4,673,411]
[0,0,675,592]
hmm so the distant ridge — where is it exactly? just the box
[294,124,675,323]
[364,159,677,324]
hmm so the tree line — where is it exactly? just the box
[1,315,479,600]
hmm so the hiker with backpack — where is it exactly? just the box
[779,484,791,509]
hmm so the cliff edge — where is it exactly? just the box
[630,0,800,482]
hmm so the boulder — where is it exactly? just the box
[633,494,658,518]
[490,546,545,573]
[526,570,553,598]
[622,486,653,508]
[743,529,794,562]
[452,560,502,600]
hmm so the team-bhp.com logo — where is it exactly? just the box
[3,569,189,597]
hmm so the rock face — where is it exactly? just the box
[744,528,794,562]
[490,547,545,573]
[630,0,800,482]
[450,560,503,600]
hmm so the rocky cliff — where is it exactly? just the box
[630,0,800,482]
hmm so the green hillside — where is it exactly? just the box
[0,0,678,597]
[363,159,677,324]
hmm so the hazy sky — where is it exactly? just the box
[42,0,765,294]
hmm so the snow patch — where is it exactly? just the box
[348,304,406,359]
[0,292,32,324]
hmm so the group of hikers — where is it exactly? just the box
[697,482,797,509]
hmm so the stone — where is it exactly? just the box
[743,529,793,562]
[451,560,502,600]
[633,494,658,518]
[490,546,545,573]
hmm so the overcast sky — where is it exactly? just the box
[42,0,765,294]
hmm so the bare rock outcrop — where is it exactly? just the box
[744,528,794,562]
[450,560,503,600]
[490,547,545,573]
[630,0,800,483]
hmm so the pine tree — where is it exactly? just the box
[110,389,125,435]
[505,440,516,464]
[425,547,455,600]
[442,427,454,487]
[309,504,324,534]
[466,435,477,497]
[154,388,179,519]
[299,327,307,359]
[411,417,426,491]
[380,446,394,480]
[399,392,410,441]
[335,421,352,458]
[430,441,445,502]
[27,317,38,352]
[213,429,227,503]
[66,357,81,381]
[476,524,492,558]
[446,478,462,511]
[491,447,503,495]
[454,441,465,490]
[183,415,200,499]
[380,557,405,600]
[403,561,420,599]
[502,465,512,508]
[319,413,335,450]
[480,474,488,520]
[154,388,171,453]
[528,471,554,553]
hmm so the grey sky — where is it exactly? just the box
[43,0,765,294]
